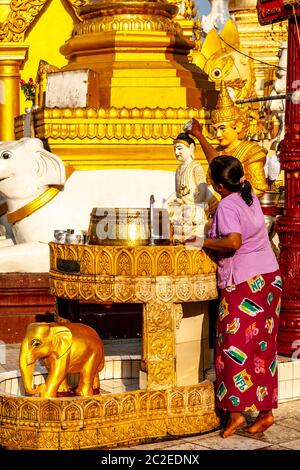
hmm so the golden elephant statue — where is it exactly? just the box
[19,322,105,397]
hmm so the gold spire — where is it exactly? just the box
[211,81,240,124]
[229,0,256,11]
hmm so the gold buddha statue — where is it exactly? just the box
[186,81,267,197]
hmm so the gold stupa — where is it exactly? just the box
[14,0,217,171]
[229,0,287,97]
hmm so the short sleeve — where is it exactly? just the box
[212,203,242,237]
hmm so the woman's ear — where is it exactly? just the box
[216,183,225,196]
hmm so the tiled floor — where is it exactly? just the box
[1,341,300,451]
[116,399,300,451]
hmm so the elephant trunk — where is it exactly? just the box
[19,340,36,395]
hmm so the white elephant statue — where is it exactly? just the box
[0,138,175,272]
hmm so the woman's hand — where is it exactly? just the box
[184,235,204,250]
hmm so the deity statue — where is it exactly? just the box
[201,0,231,34]
[263,41,287,188]
[191,19,258,135]
[36,60,60,108]
[186,82,267,197]
[166,133,217,241]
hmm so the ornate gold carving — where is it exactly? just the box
[136,250,153,276]
[170,390,184,410]
[0,381,219,449]
[55,280,65,297]
[73,14,182,36]
[96,249,113,275]
[150,332,174,358]
[79,247,94,274]
[46,242,218,426]
[51,244,216,276]
[79,281,94,300]
[114,279,134,302]
[65,282,78,299]
[49,244,55,270]
[3,398,18,420]
[157,251,173,276]
[148,361,175,389]
[143,300,176,389]
[116,250,133,276]
[84,402,102,421]
[64,245,78,261]
[49,243,217,303]
[211,81,248,134]
[194,276,217,301]
[121,395,136,415]
[135,277,154,302]
[175,277,192,301]
[156,278,175,303]
[0,0,86,42]
[192,18,257,126]
[19,403,38,425]
[176,249,191,275]
[38,431,59,450]
[41,401,60,422]
[149,392,166,415]
[174,304,183,329]
[193,249,216,274]
[36,60,60,107]
[30,107,206,143]
[68,0,87,20]
[62,402,83,424]
[104,398,119,419]
[95,277,113,301]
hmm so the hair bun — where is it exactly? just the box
[174,133,196,147]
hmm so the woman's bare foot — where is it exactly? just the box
[221,412,246,438]
[246,410,274,434]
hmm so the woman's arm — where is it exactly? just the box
[186,119,218,163]
[203,233,242,251]
[186,233,242,251]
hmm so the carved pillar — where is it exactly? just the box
[276,19,300,355]
[142,300,176,390]
[0,44,28,140]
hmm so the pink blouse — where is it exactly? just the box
[209,192,279,289]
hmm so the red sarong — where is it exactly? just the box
[215,270,282,412]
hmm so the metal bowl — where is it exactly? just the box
[88,208,169,246]
[260,190,280,208]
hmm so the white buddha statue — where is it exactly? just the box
[166,133,216,242]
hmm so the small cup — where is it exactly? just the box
[182,119,193,131]
[53,230,67,243]
[74,234,82,244]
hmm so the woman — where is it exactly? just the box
[190,155,281,438]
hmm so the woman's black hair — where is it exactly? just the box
[209,155,253,206]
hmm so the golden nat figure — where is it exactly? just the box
[19,321,105,397]
[185,81,268,197]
